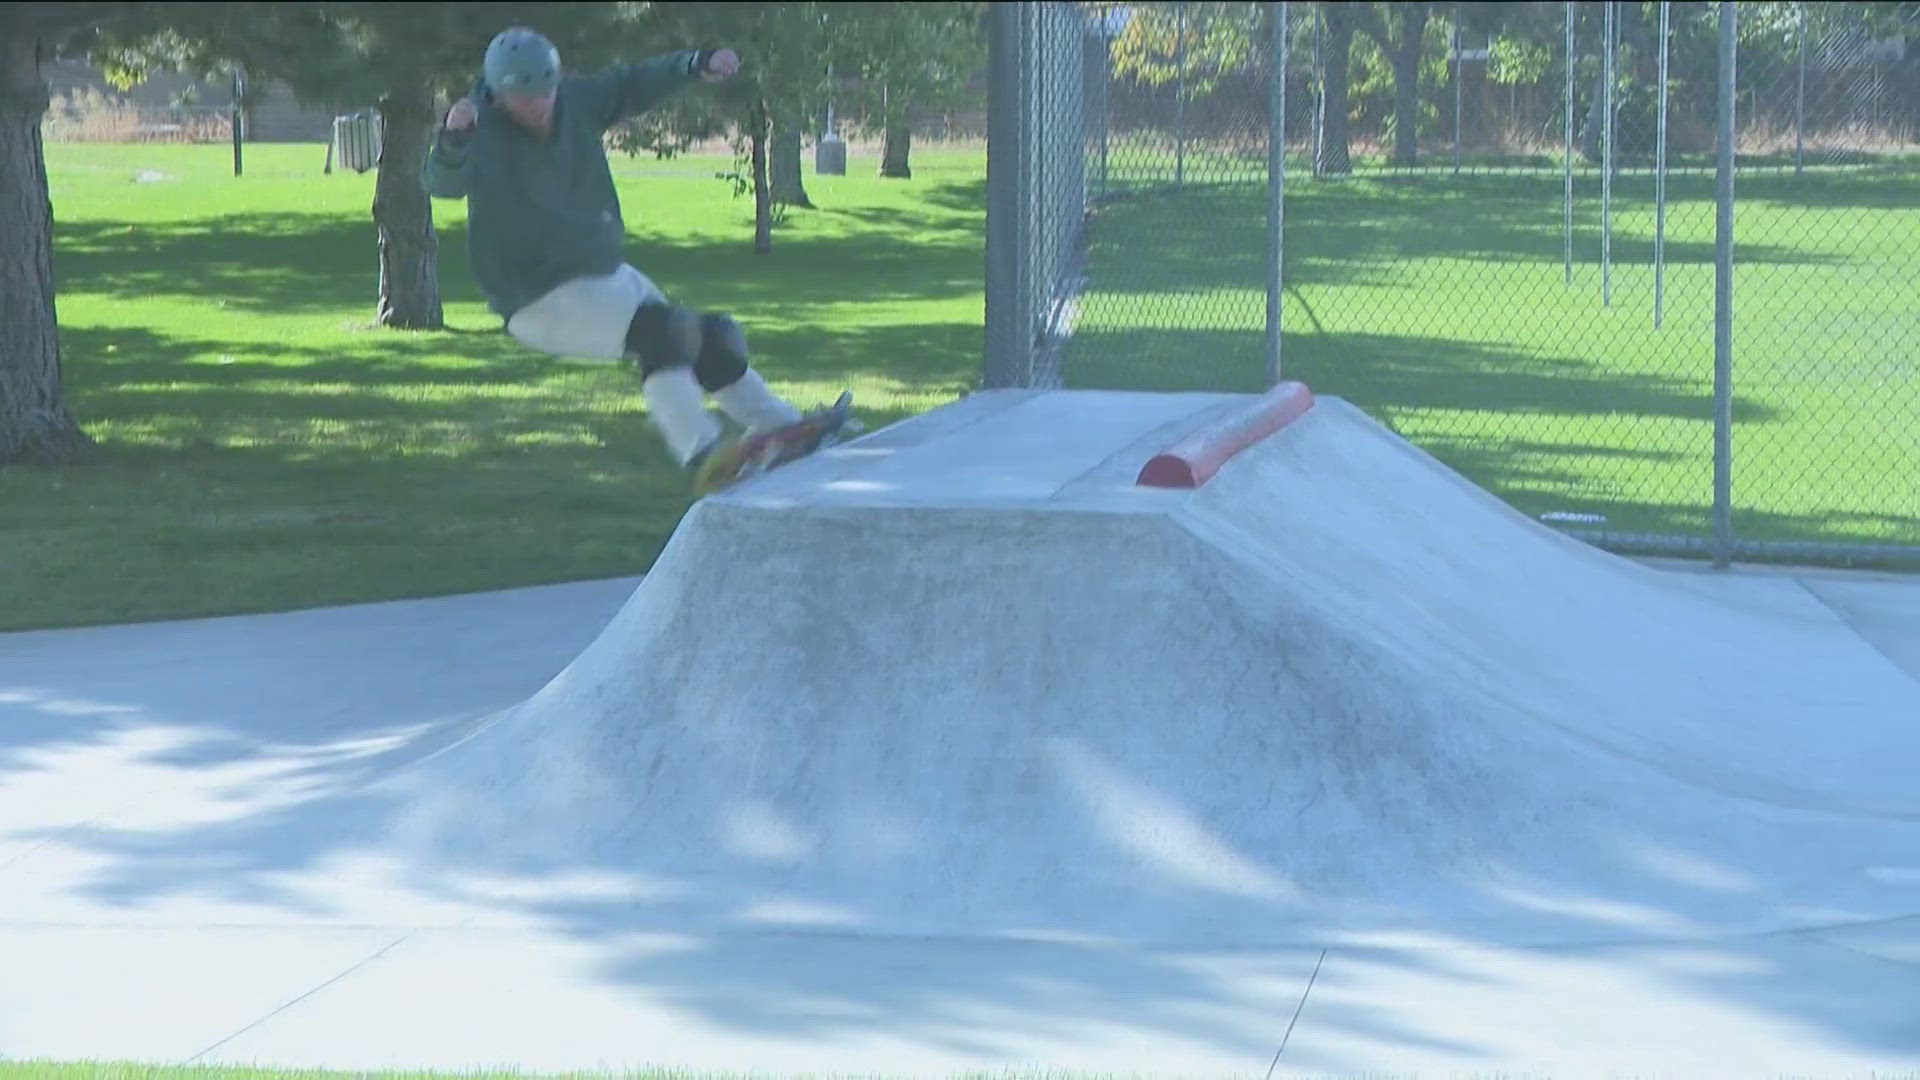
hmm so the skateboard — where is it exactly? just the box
[693,391,861,495]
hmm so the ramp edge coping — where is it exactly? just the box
[1135,381,1316,489]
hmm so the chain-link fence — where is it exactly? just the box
[983,0,1919,570]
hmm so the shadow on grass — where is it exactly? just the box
[54,205,985,318]
[1730,158,1920,210]
[907,176,988,216]
[17,162,992,636]
[1416,432,1920,549]
[1078,177,1844,301]
[54,213,384,316]
[1,314,977,636]
[1068,168,1916,556]
[56,319,976,451]
[1066,325,1769,421]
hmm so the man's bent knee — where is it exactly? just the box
[624,302,702,377]
[694,313,750,392]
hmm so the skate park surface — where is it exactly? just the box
[3,388,1918,1078]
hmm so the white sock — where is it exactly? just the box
[711,369,801,433]
[642,367,723,466]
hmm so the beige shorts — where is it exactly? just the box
[505,264,665,362]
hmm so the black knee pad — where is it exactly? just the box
[624,301,701,377]
[694,313,750,392]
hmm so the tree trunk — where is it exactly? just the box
[880,117,912,178]
[1389,5,1428,167]
[372,80,441,329]
[1580,41,1607,165]
[770,116,813,208]
[1315,7,1355,177]
[0,28,90,466]
[751,102,772,255]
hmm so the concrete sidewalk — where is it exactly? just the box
[4,574,1918,1078]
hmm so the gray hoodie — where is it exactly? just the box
[423,50,709,319]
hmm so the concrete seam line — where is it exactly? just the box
[182,929,417,1064]
[1267,946,1328,1079]
[1811,934,1920,973]
[1137,381,1316,489]
[1793,577,1919,687]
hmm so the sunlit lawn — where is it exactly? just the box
[5,142,988,632]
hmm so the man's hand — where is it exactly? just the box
[701,47,739,82]
[444,98,479,131]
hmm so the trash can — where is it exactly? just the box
[333,110,383,174]
[814,131,847,176]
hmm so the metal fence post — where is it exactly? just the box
[1267,2,1287,388]
[984,2,1032,390]
[1452,14,1463,178]
[1031,5,1050,363]
[1312,6,1325,176]
[1713,0,1737,568]
[231,65,245,177]
[1602,0,1615,308]
[1655,0,1669,329]
[1794,2,1807,178]
[1175,0,1188,189]
[1563,0,1574,288]
[1097,28,1111,200]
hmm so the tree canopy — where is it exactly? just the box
[607,2,984,250]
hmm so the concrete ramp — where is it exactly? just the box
[387,388,1920,948]
[1193,398,1920,817]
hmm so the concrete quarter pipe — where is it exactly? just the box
[387,384,1920,950]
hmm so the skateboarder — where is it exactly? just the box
[423,26,820,489]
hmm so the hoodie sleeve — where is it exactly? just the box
[422,125,472,199]
[571,49,709,132]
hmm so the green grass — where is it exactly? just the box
[5,143,987,632]
[7,141,1913,633]
[1068,157,1920,553]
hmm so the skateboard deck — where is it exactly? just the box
[693,391,859,495]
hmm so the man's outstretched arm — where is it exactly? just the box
[577,47,740,131]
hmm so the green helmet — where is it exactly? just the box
[484,27,560,98]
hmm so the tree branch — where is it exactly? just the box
[1351,2,1393,54]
